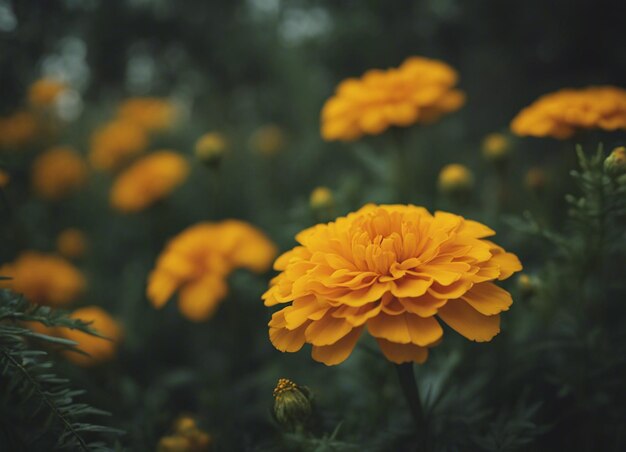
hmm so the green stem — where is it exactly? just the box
[395,363,429,450]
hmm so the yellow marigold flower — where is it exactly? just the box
[511,86,626,139]
[482,133,510,162]
[263,204,522,366]
[0,169,9,188]
[117,97,178,132]
[148,220,277,321]
[438,163,474,195]
[110,151,189,212]
[28,78,67,108]
[309,186,334,210]
[31,146,88,200]
[89,120,149,171]
[57,228,88,259]
[321,56,465,142]
[250,124,286,156]
[194,132,228,167]
[0,111,39,149]
[0,251,85,307]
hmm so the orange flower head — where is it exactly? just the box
[0,251,85,307]
[0,111,39,149]
[264,204,522,366]
[28,78,67,108]
[89,119,149,171]
[31,146,88,200]
[511,86,626,139]
[117,97,178,132]
[321,56,465,142]
[57,228,88,259]
[148,220,277,321]
[110,151,189,212]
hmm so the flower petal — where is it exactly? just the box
[367,312,443,346]
[311,327,363,365]
[461,282,512,315]
[177,276,227,321]
[376,338,428,364]
[438,300,500,342]
[305,315,354,346]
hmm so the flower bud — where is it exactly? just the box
[157,435,192,452]
[438,164,474,197]
[250,124,286,157]
[0,169,9,188]
[173,416,197,435]
[195,132,228,168]
[309,187,334,211]
[482,133,510,163]
[273,378,312,432]
[524,167,548,193]
[56,228,88,259]
[517,273,536,297]
[604,146,626,177]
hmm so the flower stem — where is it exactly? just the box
[395,363,430,450]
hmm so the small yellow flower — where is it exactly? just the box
[110,151,189,212]
[28,78,67,108]
[482,133,511,162]
[517,274,536,297]
[511,86,626,139]
[194,132,228,167]
[0,252,85,307]
[0,111,39,149]
[524,167,548,192]
[438,164,474,195]
[117,97,178,132]
[57,228,88,259]
[309,186,334,210]
[604,146,626,176]
[158,416,212,452]
[250,124,286,156]
[273,378,312,432]
[89,120,149,171]
[264,204,522,365]
[31,146,88,200]
[321,56,465,142]
[148,220,277,321]
[0,169,9,188]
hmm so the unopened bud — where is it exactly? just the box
[604,146,626,177]
[309,186,334,211]
[195,132,228,168]
[438,164,474,198]
[482,133,510,163]
[273,378,312,432]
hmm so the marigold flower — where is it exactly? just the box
[438,164,474,195]
[309,186,334,210]
[0,111,39,149]
[31,146,88,200]
[0,251,85,307]
[158,416,212,452]
[148,220,277,321]
[250,124,286,156]
[194,132,228,167]
[511,86,626,139]
[89,120,149,171]
[117,97,178,132]
[482,133,510,162]
[264,204,522,365]
[28,78,67,108]
[321,56,465,142]
[110,151,189,212]
[57,228,88,259]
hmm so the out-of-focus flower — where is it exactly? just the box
[250,124,286,156]
[604,146,626,177]
[309,186,334,210]
[28,78,67,108]
[517,273,537,297]
[110,151,189,212]
[194,132,228,167]
[117,97,178,132]
[511,86,626,139]
[89,120,149,171]
[0,169,9,188]
[0,111,39,149]
[321,56,465,141]
[57,228,88,259]
[482,133,511,163]
[273,378,312,432]
[438,164,474,196]
[148,220,277,321]
[264,204,521,365]
[31,146,88,200]
[524,167,548,193]
[0,252,85,307]
[157,416,212,452]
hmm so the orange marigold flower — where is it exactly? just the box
[321,56,465,142]
[263,204,522,366]
[148,220,277,321]
[31,146,88,200]
[0,251,85,307]
[28,78,67,108]
[0,111,39,149]
[89,120,149,171]
[110,151,189,212]
[117,97,178,132]
[511,86,626,139]
[57,228,88,259]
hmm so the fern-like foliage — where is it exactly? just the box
[0,289,122,451]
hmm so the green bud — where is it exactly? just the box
[273,378,312,432]
[604,146,626,177]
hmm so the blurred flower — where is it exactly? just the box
[117,97,178,132]
[309,186,334,210]
[524,167,548,193]
[148,220,277,321]
[517,273,537,297]
[110,151,189,212]
[89,120,148,171]
[28,78,67,108]
[604,146,626,176]
[321,56,465,141]
[31,146,88,200]
[194,132,228,167]
[157,416,212,452]
[264,204,522,365]
[438,163,474,196]
[0,169,9,188]
[0,111,39,149]
[482,133,511,163]
[511,86,626,139]
[250,124,286,156]
[57,228,88,259]
[273,378,312,432]
[0,251,85,307]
